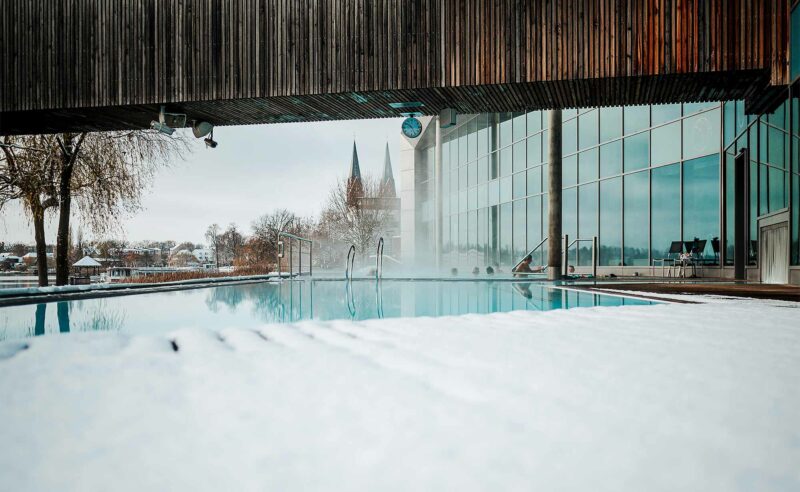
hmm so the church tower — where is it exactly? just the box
[379,142,396,198]
[346,141,364,208]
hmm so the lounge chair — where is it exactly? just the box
[653,241,684,277]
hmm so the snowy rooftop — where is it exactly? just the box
[72,255,102,267]
[0,294,798,491]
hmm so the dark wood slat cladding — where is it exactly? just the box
[0,0,790,135]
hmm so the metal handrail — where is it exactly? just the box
[345,244,356,280]
[277,231,313,279]
[513,237,549,272]
[376,237,384,280]
[345,279,356,318]
[562,235,598,277]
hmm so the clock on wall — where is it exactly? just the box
[401,117,422,138]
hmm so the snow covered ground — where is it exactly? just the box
[0,295,798,491]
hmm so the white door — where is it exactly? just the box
[760,223,789,284]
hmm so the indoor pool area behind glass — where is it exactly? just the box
[0,280,653,340]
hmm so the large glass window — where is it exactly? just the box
[563,187,578,266]
[683,154,720,258]
[499,113,513,148]
[579,148,598,183]
[500,147,512,176]
[600,141,622,177]
[683,108,721,159]
[624,132,650,171]
[500,176,512,203]
[600,107,622,142]
[527,167,541,195]
[578,183,598,266]
[578,110,599,150]
[459,126,468,165]
[527,134,542,167]
[527,111,542,134]
[512,171,526,199]
[650,164,681,261]
[499,203,512,265]
[651,122,682,166]
[526,196,542,262]
[477,114,489,157]
[624,106,650,134]
[563,154,578,187]
[599,178,622,266]
[563,118,578,155]
[513,199,526,260]
[513,141,526,173]
[467,118,478,162]
[651,104,681,125]
[512,112,526,142]
[478,208,487,263]
[624,171,649,266]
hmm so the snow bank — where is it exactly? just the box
[0,298,798,491]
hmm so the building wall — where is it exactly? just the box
[409,90,799,282]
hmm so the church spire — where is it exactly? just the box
[346,140,364,208]
[349,140,361,180]
[380,142,396,198]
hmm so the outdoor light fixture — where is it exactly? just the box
[192,120,214,138]
[149,106,186,135]
[150,120,175,135]
[204,129,218,148]
[389,101,424,109]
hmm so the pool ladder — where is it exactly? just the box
[375,237,384,280]
[512,235,598,277]
[345,244,356,281]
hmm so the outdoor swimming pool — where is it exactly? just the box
[0,279,653,340]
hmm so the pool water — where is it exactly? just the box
[0,279,653,340]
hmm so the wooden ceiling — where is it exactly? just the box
[0,0,790,135]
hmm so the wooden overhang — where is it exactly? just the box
[0,0,791,135]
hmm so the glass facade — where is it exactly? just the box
[438,104,725,269]
[425,92,798,276]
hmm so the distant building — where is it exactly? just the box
[348,141,401,255]
[192,248,214,263]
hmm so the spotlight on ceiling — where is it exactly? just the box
[204,129,218,149]
[192,121,214,138]
[150,120,175,135]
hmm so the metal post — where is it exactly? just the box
[289,240,293,279]
[299,240,302,276]
[734,149,747,280]
[547,109,563,280]
[563,234,569,277]
[592,236,598,278]
[310,242,313,276]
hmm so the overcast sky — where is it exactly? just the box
[0,118,403,246]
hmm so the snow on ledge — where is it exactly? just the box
[0,299,798,491]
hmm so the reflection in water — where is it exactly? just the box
[34,304,46,336]
[57,302,69,333]
[2,280,652,340]
[21,300,125,337]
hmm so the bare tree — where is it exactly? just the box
[0,135,59,285]
[52,130,190,285]
[319,176,392,255]
[205,223,221,267]
[1,130,190,286]
[218,223,244,266]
